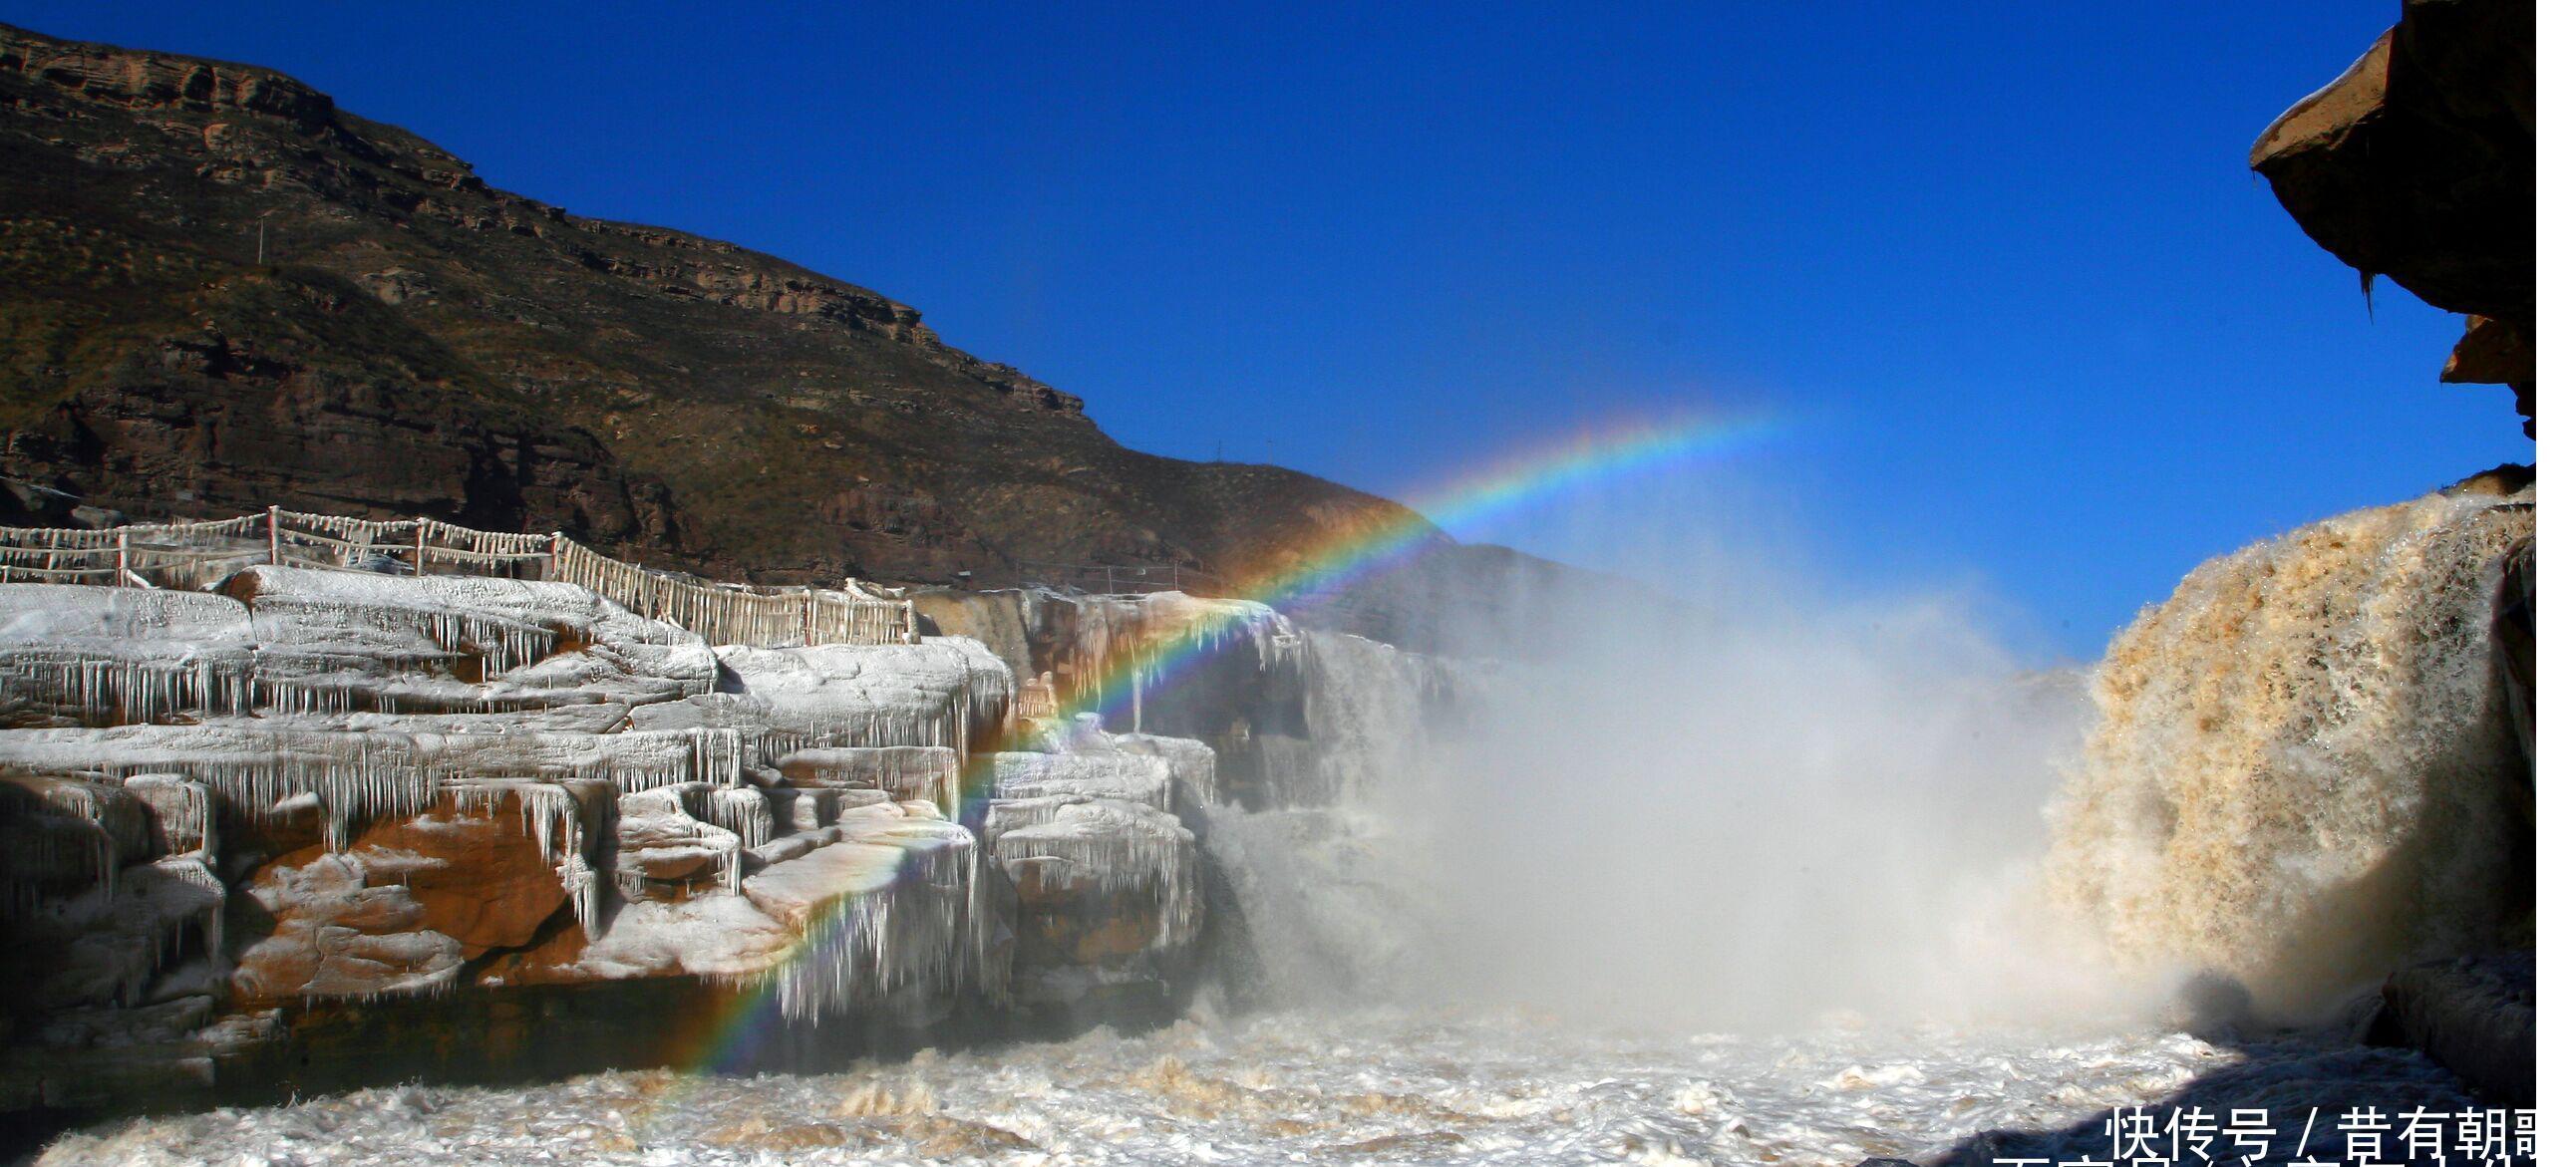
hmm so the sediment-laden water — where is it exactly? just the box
[40,1007,2473,1166]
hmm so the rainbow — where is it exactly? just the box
[1084,410,1784,726]
[666,410,1783,1082]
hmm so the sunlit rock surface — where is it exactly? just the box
[2250,0,2534,432]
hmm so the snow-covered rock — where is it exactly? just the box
[0,574,1283,1113]
[979,743,1202,1005]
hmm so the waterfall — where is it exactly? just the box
[1198,631,1462,1006]
[2046,483,2533,1020]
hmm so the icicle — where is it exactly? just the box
[154,853,227,959]
[31,778,143,901]
[561,847,603,939]
[712,786,773,849]
[124,773,216,859]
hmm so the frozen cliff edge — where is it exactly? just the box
[0,566,1474,1123]
[0,571,1249,1114]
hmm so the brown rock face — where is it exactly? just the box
[0,20,1448,597]
[362,803,571,954]
[2441,315,2534,431]
[2249,0,2534,436]
[231,801,568,1003]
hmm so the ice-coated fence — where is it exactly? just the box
[550,538,913,649]
[0,506,916,648]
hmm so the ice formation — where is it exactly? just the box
[710,786,775,851]
[982,748,1201,948]
[0,586,259,723]
[1110,733,1218,811]
[772,746,962,817]
[123,774,217,861]
[0,724,749,850]
[709,639,1013,771]
[616,785,748,895]
[0,570,724,724]
[241,568,568,679]
[2048,485,2533,1018]
[988,749,1178,811]
[442,779,610,936]
[150,855,227,961]
[742,815,1002,1023]
[2,558,1269,1099]
[232,567,721,712]
[1034,590,1296,726]
[2,776,137,913]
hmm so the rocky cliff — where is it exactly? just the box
[0,21,1540,639]
[2250,0,2535,435]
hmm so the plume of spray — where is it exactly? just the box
[1265,429,2154,1031]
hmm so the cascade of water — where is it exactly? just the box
[2047,486,2533,1019]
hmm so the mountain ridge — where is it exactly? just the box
[0,20,1515,634]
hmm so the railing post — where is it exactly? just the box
[903,598,917,645]
[114,528,129,587]
[802,591,815,647]
[266,505,281,565]
[545,533,562,582]
[414,518,429,577]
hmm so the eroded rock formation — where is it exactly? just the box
[2250,0,2535,435]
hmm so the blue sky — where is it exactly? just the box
[10,2,2529,655]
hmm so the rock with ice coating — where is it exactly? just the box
[613,784,744,897]
[227,566,720,713]
[1113,733,1218,811]
[774,745,962,817]
[980,747,1202,1004]
[742,811,1007,1024]
[712,638,1014,753]
[0,571,1389,1113]
[0,586,260,725]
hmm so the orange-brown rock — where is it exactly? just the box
[230,797,567,1003]
[356,803,569,954]
[2442,316,2534,434]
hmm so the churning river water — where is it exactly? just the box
[38,1007,2476,1166]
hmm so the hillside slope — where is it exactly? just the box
[0,22,1455,608]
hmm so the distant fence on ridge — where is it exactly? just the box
[0,506,916,649]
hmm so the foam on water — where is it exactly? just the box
[39,1009,2474,1166]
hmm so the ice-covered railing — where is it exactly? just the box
[0,506,917,649]
[550,539,914,649]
